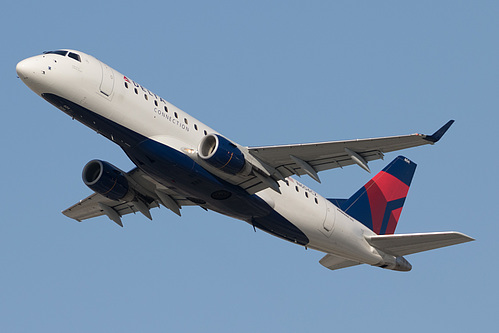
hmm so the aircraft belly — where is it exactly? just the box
[125,139,310,245]
[41,93,145,147]
[44,93,309,244]
[124,139,268,218]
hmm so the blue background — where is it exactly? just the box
[1,1,496,332]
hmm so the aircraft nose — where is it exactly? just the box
[17,56,47,94]
[17,57,38,81]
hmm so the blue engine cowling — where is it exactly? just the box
[198,134,246,175]
[82,160,130,201]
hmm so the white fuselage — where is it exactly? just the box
[17,50,394,267]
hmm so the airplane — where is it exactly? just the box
[16,49,473,272]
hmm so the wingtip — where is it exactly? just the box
[455,231,475,242]
[424,120,455,143]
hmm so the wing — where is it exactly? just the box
[62,168,197,226]
[366,231,474,257]
[244,121,454,188]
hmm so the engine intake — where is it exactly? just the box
[198,134,246,175]
[82,160,130,201]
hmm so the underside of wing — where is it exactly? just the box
[366,232,475,257]
[62,167,197,226]
[63,193,153,222]
[246,121,454,184]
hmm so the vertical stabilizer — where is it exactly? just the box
[341,156,417,235]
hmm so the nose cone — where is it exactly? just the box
[17,57,36,80]
[17,56,46,94]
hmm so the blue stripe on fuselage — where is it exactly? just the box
[41,93,309,245]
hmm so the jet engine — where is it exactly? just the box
[82,160,131,201]
[198,134,249,175]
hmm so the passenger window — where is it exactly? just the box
[144,94,148,101]
[305,192,309,198]
[184,118,188,124]
[124,82,129,89]
[174,112,178,119]
[314,198,318,204]
[194,124,198,131]
[68,52,81,62]
[204,130,207,135]
[134,88,138,94]
[154,100,158,107]
[164,106,168,112]
[295,186,299,192]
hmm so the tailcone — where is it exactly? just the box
[377,256,412,272]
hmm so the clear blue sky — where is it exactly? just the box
[1,1,497,332]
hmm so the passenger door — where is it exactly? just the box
[322,203,335,236]
[99,62,115,97]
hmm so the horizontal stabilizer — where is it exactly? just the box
[319,253,361,271]
[367,232,474,257]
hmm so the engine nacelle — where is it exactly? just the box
[198,134,247,175]
[82,160,130,201]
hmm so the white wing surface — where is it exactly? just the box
[233,121,454,194]
[247,120,454,181]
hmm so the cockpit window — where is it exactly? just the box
[43,50,81,62]
[44,50,68,56]
[68,52,81,62]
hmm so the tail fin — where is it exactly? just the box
[341,156,417,235]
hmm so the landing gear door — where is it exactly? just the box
[99,62,115,97]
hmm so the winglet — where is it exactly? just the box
[424,120,455,143]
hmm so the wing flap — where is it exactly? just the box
[367,232,474,257]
